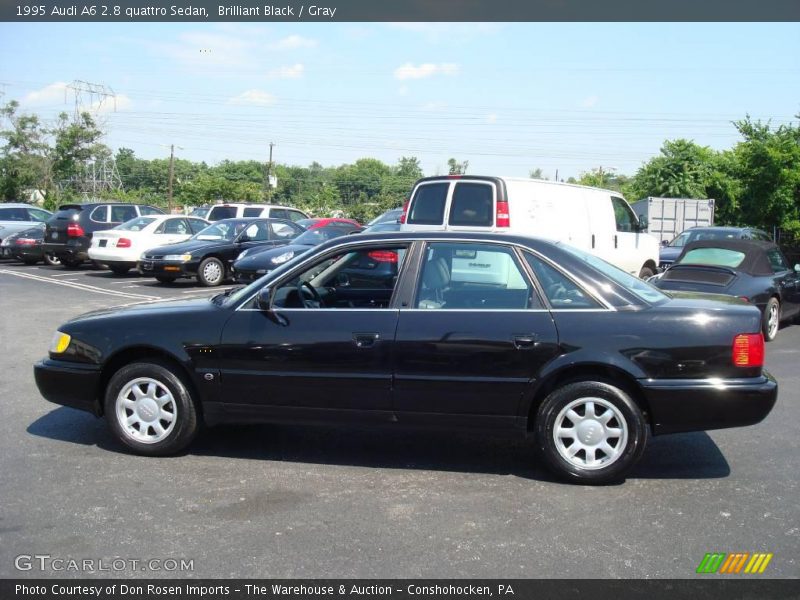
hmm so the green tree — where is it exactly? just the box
[447,158,468,175]
[0,100,52,200]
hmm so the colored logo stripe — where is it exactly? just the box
[696,552,773,574]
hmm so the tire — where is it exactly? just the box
[197,257,225,287]
[104,361,200,456]
[534,380,649,485]
[155,275,177,284]
[638,266,655,279]
[62,258,83,269]
[43,253,61,266]
[110,265,130,275]
[762,297,780,342]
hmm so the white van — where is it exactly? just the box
[399,176,659,277]
[206,203,308,223]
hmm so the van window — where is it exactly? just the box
[208,206,237,221]
[287,210,306,222]
[448,183,494,226]
[408,183,449,225]
[611,197,636,232]
[270,208,289,220]
[139,206,163,216]
[243,207,263,217]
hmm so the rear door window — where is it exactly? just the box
[524,253,603,309]
[110,205,137,223]
[448,182,494,226]
[0,207,28,221]
[287,210,306,222]
[27,208,51,222]
[243,207,264,217]
[90,206,108,222]
[407,182,449,225]
[269,208,289,220]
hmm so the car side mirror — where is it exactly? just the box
[237,234,250,243]
[661,240,669,247]
[637,215,648,231]
[256,286,274,310]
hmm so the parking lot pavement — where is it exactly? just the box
[1,263,798,579]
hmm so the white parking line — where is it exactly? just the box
[0,269,159,301]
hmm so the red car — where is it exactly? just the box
[297,217,361,231]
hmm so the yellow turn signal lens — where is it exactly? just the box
[50,331,72,354]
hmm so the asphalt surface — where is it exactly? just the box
[0,259,798,579]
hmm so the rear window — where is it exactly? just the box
[408,183,449,225]
[448,183,494,226]
[54,208,80,220]
[679,248,746,268]
[208,206,238,221]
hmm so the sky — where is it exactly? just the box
[0,22,798,181]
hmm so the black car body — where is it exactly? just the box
[0,225,46,264]
[232,224,364,283]
[139,217,305,286]
[652,239,800,341]
[43,203,164,268]
[659,226,772,271]
[34,232,777,484]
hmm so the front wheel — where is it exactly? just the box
[535,381,648,484]
[762,297,780,342]
[197,257,225,287]
[104,361,199,456]
[43,253,61,266]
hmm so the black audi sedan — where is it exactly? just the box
[34,232,777,484]
[138,217,305,286]
[232,223,364,283]
[651,239,800,342]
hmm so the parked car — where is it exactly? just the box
[658,226,772,271]
[139,217,304,286]
[400,176,660,278]
[188,206,211,219]
[0,203,52,245]
[35,232,777,484]
[367,207,403,226]
[42,203,164,268]
[0,225,49,265]
[89,215,210,275]
[205,203,308,223]
[232,223,361,283]
[651,239,800,341]
[362,221,402,233]
[296,217,362,230]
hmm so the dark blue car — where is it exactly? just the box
[659,226,772,271]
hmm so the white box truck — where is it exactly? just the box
[630,197,715,244]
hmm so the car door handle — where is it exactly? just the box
[513,334,537,350]
[353,332,380,348]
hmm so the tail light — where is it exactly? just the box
[17,238,37,246]
[116,238,131,248]
[367,250,398,263]
[66,223,84,237]
[399,199,409,224]
[495,200,510,228]
[732,333,764,368]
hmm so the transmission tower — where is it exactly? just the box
[64,80,124,197]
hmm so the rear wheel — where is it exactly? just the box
[535,380,648,484]
[104,361,200,456]
[43,253,61,266]
[109,265,130,275]
[197,257,225,287]
[762,297,780,342]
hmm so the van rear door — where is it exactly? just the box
[402,177,503,232]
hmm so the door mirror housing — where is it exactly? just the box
[256,286,274,310]
[637,215,648,232]
[237,234,250,244]
[661,239,669,247]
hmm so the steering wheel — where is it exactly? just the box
[297,280,324,308]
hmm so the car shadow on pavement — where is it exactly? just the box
[27,408,730,482]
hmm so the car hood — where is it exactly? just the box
[145,238,230,256]
[65,296,219,325]
[236,243,313,270]
[659,247,682,262]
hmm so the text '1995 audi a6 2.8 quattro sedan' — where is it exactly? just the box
[34,232,778,484]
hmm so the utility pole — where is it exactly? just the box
[166,144,184,213]
[264,142,275,201]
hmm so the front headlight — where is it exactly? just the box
[49,331,72,354]
[272,250,295,264]
[163,253,193,262]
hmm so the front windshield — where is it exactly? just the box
[193,221,240,241]
[669,232,690,248]
[558,243,668,305]
[116,217,156,231]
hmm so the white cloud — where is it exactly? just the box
[486,113,498,124]
[24,82,69,104]
[581,95,599,108]
[394,62,459,80]
[91,94,132,113]
[270,35,317,50]
[267,63,304,79]
[228,90,277,106]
